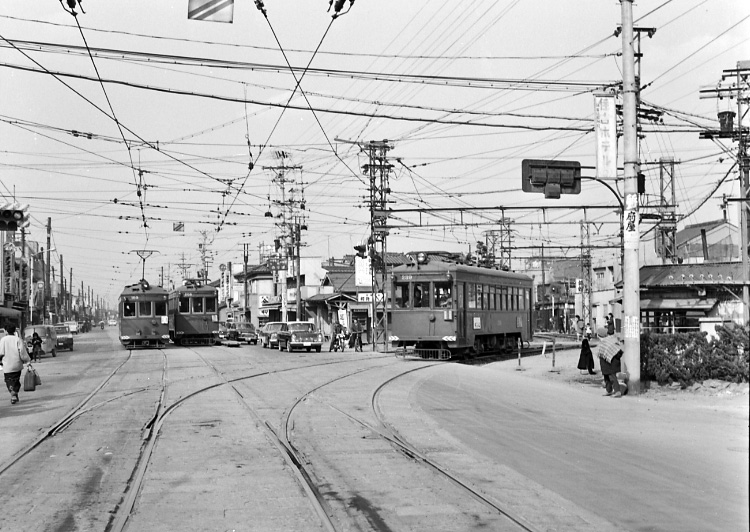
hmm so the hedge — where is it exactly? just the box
[640,325,749,385]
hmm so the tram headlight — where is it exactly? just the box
[416,252,428,264]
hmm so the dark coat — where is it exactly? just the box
[577,339,595,371]
[599,352,622,376]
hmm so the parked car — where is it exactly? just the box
[54,324,74,351]
[277,321,324,352]
[258,322,285,349]
[24,324,58,358]
[65,320,79,334]
[227,322,258,344]
[217,324,228,340]
[108,318,117,327]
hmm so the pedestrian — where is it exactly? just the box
[577,338,596,375]
[349,320,363,351]
[0,324,31,404]
[607,313,615,336]
[31,331,43,362]
[596,327,624,398]
[584,324,592,340]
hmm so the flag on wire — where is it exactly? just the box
[173,222,185,232]
[188,0,234,23]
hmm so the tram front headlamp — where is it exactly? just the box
[416,252,428,264]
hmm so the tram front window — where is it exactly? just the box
[413,283,430,308]
[193,297,204,313]
[154,301,167,316]
[138,301,152,317]
[434,282,452,308]
[123,301,136,317]
[394,283,410,308]
[205,297,216,313]
[179,296,190,313]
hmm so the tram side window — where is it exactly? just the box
[154,301,167,316]
[179,296,190,313]
[394,283,409,308]
[474,284,482,309]
[434,282,452,308]
[489,285,496,310]
[511,287,518,310]
[193,297,204,313]
[499,286,506,310]
[518,288,525,310]
[414,283,430,308]
[138,301,152,317]
[123,301,136,317]
[205,297,216,313]
[468,283,476,309]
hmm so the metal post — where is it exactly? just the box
[621,0,641,394]
[45,217,51,324]
[243,244,249,320]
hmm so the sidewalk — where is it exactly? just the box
[491,343,750,411]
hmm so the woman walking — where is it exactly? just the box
[0,325,31,404]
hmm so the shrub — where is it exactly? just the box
[640,325,749,385]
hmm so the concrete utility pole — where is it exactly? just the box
[621,0,642,394]
[243,243,250,320]
[45,217,52,324]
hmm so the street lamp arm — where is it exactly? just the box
[582,176,624,210]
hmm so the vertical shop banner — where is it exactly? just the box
[594,94,617,179]
[623,193,639,249]
[188,0,234,23]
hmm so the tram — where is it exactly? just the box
[118,279,170,349]
[389,253,534,360]
[168,280,219,346]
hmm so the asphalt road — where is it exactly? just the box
[0,330,746,532]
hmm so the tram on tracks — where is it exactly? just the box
[389,253,534,360]
[168,280,219,346]
[118,279,170,349]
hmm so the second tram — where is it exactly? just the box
[389,254,534,360]
[168,280,219,346]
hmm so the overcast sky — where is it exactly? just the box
[1,0,748,306]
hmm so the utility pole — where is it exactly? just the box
[700,61,750,326]
[580,220,592,330]
[59,255,64,321]
[621,0,642,394]
[243,243,250,321]
[363,140,393,351]
[264,154,301,323]
[45,217,51,323]
[656,158,678,263]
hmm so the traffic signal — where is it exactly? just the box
[521,159,581,199]
[0,203,28,231]
[354,244,367,258]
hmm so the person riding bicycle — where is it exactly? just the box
[329,322,344,352]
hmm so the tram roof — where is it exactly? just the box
[393,260,532,281]
[119,281,168,298]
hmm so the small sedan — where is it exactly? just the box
[258,322,285,349]
[54,325,74,351]
[277,321,324,352]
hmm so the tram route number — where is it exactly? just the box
[400,275,413,280]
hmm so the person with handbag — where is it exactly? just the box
[31,331,43,362]
[0,324,31,404]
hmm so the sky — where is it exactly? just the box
[1,0,748,308]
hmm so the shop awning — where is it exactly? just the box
[0,306,22,319]
[640,298,717,310]
[259,302,282,310]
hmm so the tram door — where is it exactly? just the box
[457,281,466,342]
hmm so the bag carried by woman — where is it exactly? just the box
[23,364,41,392]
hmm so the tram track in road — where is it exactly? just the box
[280,359,542,532]
[0,349,138,477]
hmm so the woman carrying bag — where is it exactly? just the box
[0,324,31,404]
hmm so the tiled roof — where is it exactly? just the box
[638,262,744,286]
